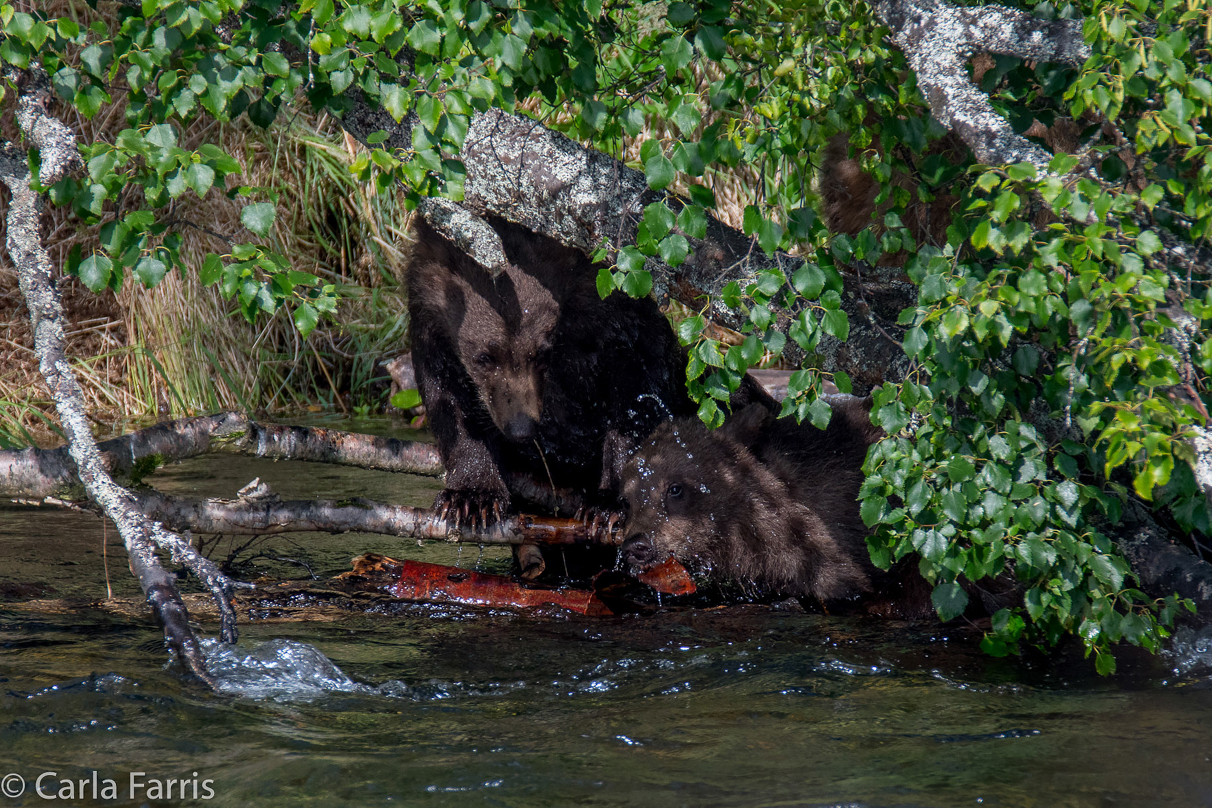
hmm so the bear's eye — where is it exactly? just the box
[667,483,683,499]
[475,353,497,368]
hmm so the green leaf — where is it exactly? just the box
[1012,345,1039,376]
[134,255,168,288]
[621,270,653,298]
[407,19,442,55]
[1089,554,1124,592]
[79,43,111,77]
[694,25,726,60]
[940,308,968,339]
[382,84,409,122]
[620,107,644,138]
[261,52,290,78]
[756,217,783,257]
[340,5,371,38]
[145,124,177,149]
[821,309,848,340]
[672,102,701,136]
[200,253,224,286]
[644,154,675,190]
[1006,162,1037,182]
[241,202,276,237]
[688,184,715,208]
[676,205,707,240]
[876,400,909,434]
[596,267,615,299]
[903,326,928,357]
[658,234,690,267]
[931,582,969,622]
[391,388,423,410]
[98,220,130,256]
[184,163,215,197]
[644,202,675,241]
[808,396,832,429]
[970,220,992,250]
[697,395,722,428]
[948,456,976,483]
[791,263,825,299]
[860,495,886,527]
[616,245,646,274]
[77,254,113,292]
[1137,230,1162,255]
[661,34,693,73]
[293,302,319,336]
[581,100,608,131]
[906,479,931,516]
[1055,480,1079,509]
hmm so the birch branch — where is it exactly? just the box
[872,0,1090,170]
[54,489,620,547]
[0,67,237,685]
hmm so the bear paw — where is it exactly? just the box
[575,490,627,542]
[433,488,509,531]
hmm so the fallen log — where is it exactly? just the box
[0,412,444,500]
[35,489,620,546]
[0,368,814,502]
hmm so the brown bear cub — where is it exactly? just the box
[618,396,935,617]
[407,215,703,527]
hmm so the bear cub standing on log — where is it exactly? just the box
[407,215,699,527]
[618,396,936,616]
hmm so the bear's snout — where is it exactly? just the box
[621,534,657,569]
[503,413,539,442]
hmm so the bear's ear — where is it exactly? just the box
[720,403,772,448]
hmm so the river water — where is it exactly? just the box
[2,417,1211,807]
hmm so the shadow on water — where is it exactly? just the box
[3,417,1212,807]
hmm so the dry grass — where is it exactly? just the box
[0,1,414,447]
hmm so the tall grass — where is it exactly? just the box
[0,2,416,446]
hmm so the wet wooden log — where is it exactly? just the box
[128,490,619,546]
[0,413,445,500]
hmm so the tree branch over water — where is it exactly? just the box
[0,67,236,686]
[44,488,619,548]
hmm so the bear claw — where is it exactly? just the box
[434,489,508,531]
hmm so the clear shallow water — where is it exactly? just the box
[2,417,1212,807]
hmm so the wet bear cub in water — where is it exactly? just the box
[619,396,935,616]
[407,216,698,526]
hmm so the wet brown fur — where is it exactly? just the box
[406,216,701,524]
[619,398,1019,618]
[620,397,919,610]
